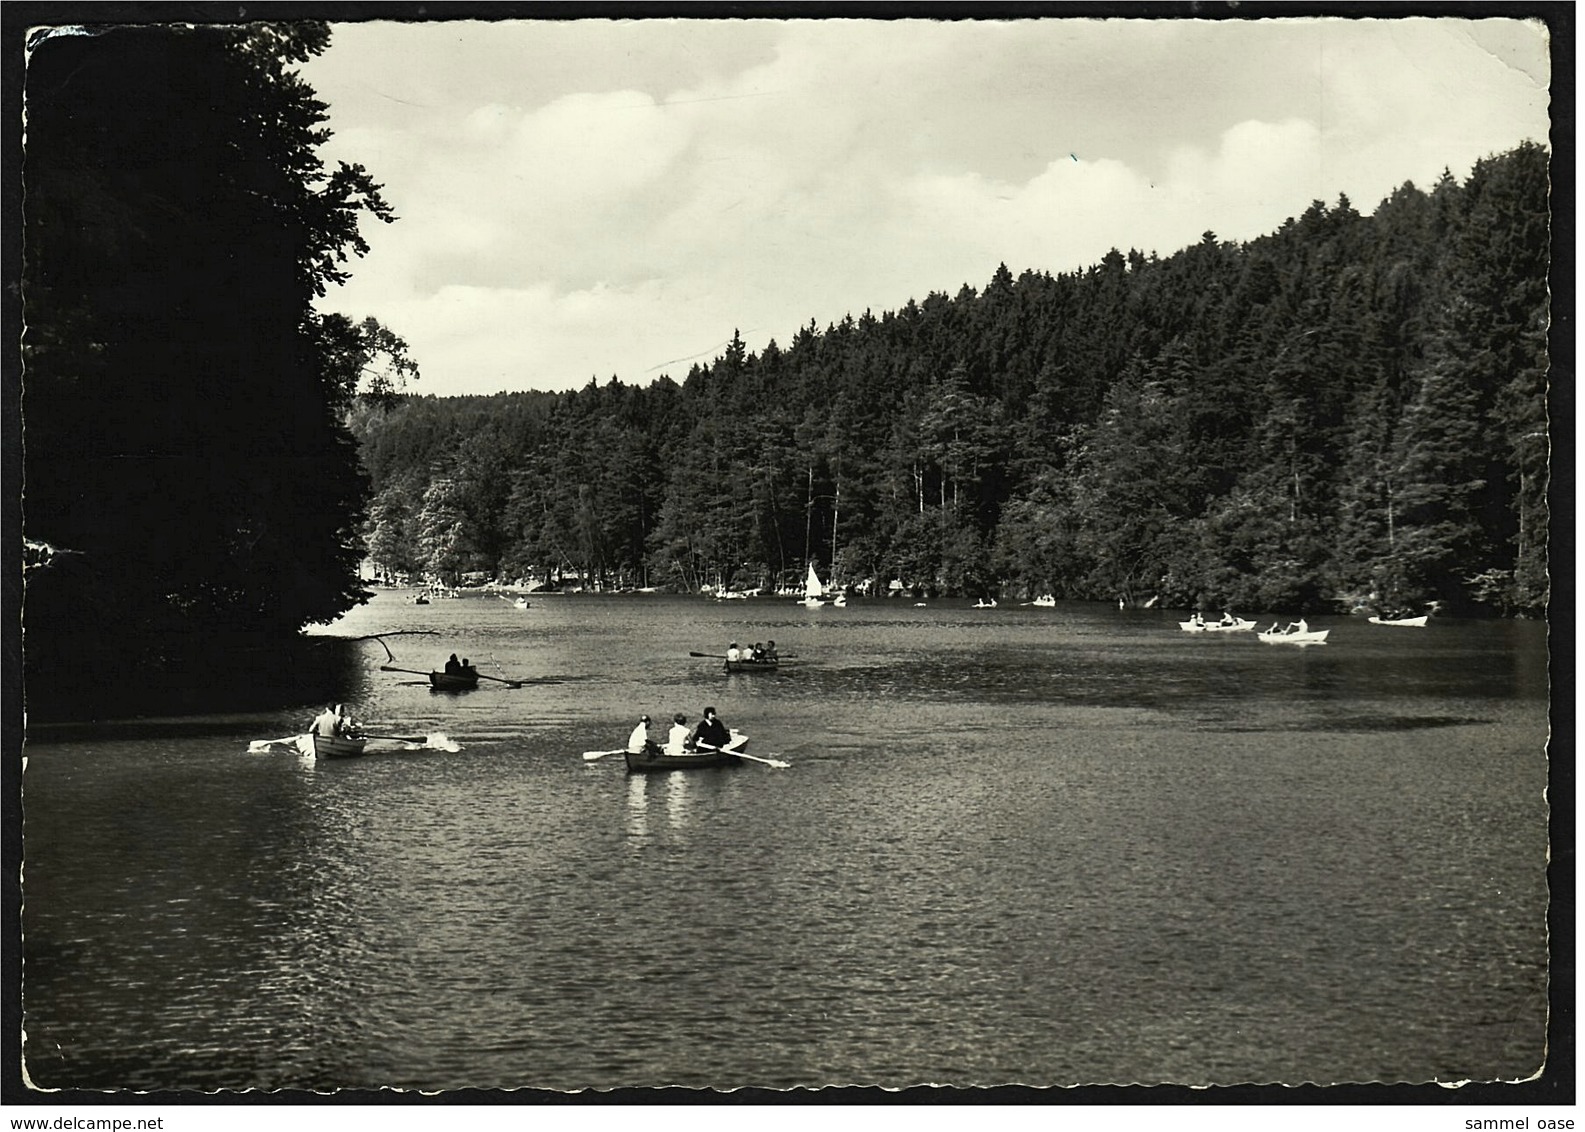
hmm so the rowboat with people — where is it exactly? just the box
[1179,615,1256,633]
[624,730,752,771]
[1368,614,1428,627]
[1258,620,1329,645]
[309,732,369,759]
[429,670,480,690]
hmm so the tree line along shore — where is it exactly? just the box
[20,23,1551,715]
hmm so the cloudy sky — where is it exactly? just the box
[299,15,1551,397]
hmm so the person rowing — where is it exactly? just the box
[310,703,359,738]
[689,706,731,751]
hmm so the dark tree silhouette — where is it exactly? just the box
[24,22,397,689]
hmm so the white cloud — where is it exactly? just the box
[304,16,1552,395]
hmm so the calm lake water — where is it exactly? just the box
[21,593,1551,1092]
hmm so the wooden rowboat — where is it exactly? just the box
[724,657,779,673]
[429,670,480,690]
[310,732,368,759]
[1369,615,1428,627]
[625,731,749,772]
[1179,618,1256,633]
[1258,627,1329,645]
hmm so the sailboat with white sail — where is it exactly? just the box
[801,564,828,608]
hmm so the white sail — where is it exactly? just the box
[804,564,826,599]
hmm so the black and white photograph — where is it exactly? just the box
[9,3,1565,1113]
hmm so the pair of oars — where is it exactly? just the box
[379,664,524,688]
[582,743,789,769]
[247,731,454,751]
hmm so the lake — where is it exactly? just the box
[20,592,1551,1092]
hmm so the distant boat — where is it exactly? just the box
[801,564,828,608]
[972,599,998,609]
[1027,594,1056,608]
[1258,621,1329,646]
[429,670,480,691]
[1369,614,1428,627]
[1179,615,1256,634]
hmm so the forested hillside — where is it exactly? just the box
[349,142,1550,617]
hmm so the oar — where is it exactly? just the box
[697,742,790,769]
[689,651,726,659]
[362,733,430,744]
[473,672,524,688]
[583,748,628,761]
[247,734,305,752]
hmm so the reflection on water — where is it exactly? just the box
[625,773,648,843]
[665,769,692,829]
[22,595,1550,1091]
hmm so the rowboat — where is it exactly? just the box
[309,732,368,759]
[725,657,779,673]
[1179,617,1256,633]
[972,599,998,609]
[1030,595,1056,608]
[429,670,480,690]
[1369,614,1428,627]
[625,731,749,772]
[1258,625,1330,645]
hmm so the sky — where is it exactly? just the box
[298,15,1552,397]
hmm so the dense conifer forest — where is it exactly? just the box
[349,142,1550,617]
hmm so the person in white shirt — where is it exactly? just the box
[725,642,742,662]
[627,714,653,754]
[665,713,692,755]
[311,704,353,737]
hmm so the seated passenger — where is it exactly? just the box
[666,713,692,755]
